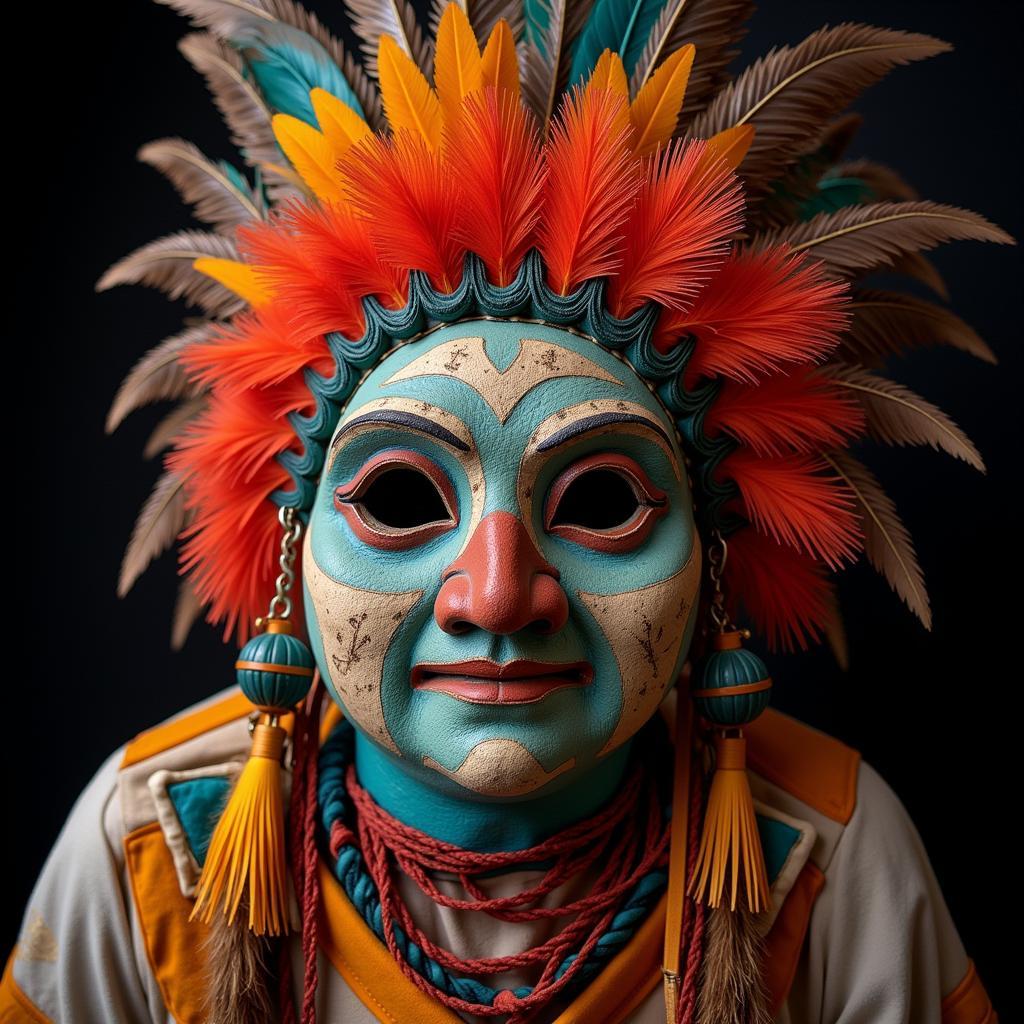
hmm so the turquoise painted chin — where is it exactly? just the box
[302,318,700,820]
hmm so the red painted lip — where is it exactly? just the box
[411,659,593,705]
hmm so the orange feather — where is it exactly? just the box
[434,3,483,127]
[719,450,862,569]
[657,247,850,381]
[705,368,866,456]
[445,88,545,287]
[377,34,443,149]
[608,140,744,318]
[343,132,465,292]
[629,44,694,159]
[702,124,756,173]
[585,50,631,140]
[271,114,344,202]
[538,87,640,295]
[723,528,834,652]
[481,19,520,97]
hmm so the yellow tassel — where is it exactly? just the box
[190,718,290,936]
[688,732,770,914]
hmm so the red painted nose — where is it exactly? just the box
[435,512,569,636]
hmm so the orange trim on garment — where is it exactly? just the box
[761,861,825,1016]
[121,691,253,768]
[124,822,211,1024]
[0,948,53,1024]
[941,959,998,1024]
[746,708,861,824]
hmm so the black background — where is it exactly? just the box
[8,0,1021,1014]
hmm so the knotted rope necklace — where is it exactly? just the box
[318,717,675,1023]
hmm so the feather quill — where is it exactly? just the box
[608,140,743,317]
[628,44,693,158]
[344,0,431,79]
[107,324,212,434]
[630,0,753,117]
[537,87,640,294]
[754,201,1014,281]
[841,289,995,365]
[824,450,930,629]
[377,35,444,148]
[520,0,595,129]
[434,4,484,126]
[97,231,245,318]
[689,24,950,196]
[480,18,520,95]
[823,364,985,470]
[446,88,545,286]
[119,471,189,597]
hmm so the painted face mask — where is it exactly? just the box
[303,320,701,800]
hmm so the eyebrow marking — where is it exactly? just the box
[536,412,674,453]
[329,410,471,463]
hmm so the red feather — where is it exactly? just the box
[607,141,744,319]
[719,449,862,568]
[705,368,865,456]
[654,247,849,382]
[343,131,466,293]
[182,306,334,395]
[445,87,546,287]
[537,86,640,295]
[722,527,833,652]
[168,380,314,642]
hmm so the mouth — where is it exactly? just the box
[411,659,594,705]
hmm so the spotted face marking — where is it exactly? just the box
[382,335,621,423]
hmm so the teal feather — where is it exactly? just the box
[799,177,875,220]
[567,0,667,85]
[525,0,550,49]
[237,24,364,127]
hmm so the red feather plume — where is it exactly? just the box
[722,527,834,652]
[445,87,546,287]
[719,449,862,568]
[537,87,640,295]
[182,306,334,395]
[607,142,744,319]
[705,368,866,456]
[655,247,850,382]
[343,131,466,293]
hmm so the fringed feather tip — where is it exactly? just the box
[103,0,1012,652]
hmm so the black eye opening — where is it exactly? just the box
[359,467,451,529]
[549,469,641,530]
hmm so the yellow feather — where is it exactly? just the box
[271,113,344,202]
[310,87,371,156]
[629,44,695,158]
[378,34,443,149]
[703,124,756,172]
[481,19,520,98]
[194,258,273,307]
[586,50,631,140]
[434,4,483,127]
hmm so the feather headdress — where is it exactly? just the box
[103,0,1011,656]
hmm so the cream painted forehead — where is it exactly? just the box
[381,335,622,423]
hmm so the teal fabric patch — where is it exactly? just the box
[167,777,231,866]
[756,813,801,886]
